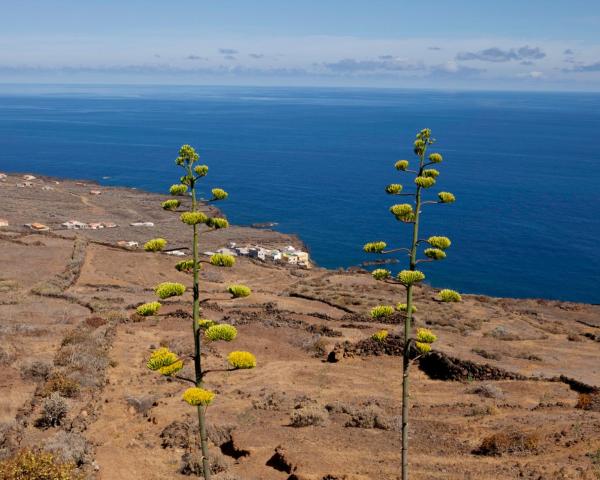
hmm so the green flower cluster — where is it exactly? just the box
[227,284,251,298]
[144,238,167,252]
[198,318,217,330]
[194,164,209,177]
[210,253,235,267]
[154,282,186,299]
[398,270,425,285]
[205,324,238,342]
[363,241,387,253]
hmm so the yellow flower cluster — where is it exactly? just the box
[198,318,217,330]
[398,270,425,285]
[147,347,184,376]
[372,329,389,342]
[396,303,417,313]
[207,217,229,229]
[439,289,462,302]
[182,387,215,406]
[144,238,167,252]
[211,188,228,200]
[363,241,387,253]
[427,236,451,250]
[227,351,257,369]
[180,211,208,225]
[424,248,447,260]
[390,203,414,222]
[227,284,251,298]
[428,153,443,163]
[423,168,440,178]
[210,253,235,267]
[394,159,409,171]
[371,268,391,280]
[136,301,161,316]
[415,328,437,355]
[438,191,456,203]
[370,305,395,319]
[385,184,403,194]
[194,164,209,177]
[415,176,436,188]
[205,324,238,342]
[169,184,188,196]
[154,282,186,299]
[175,259,198,272]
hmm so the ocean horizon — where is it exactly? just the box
[1,84,598,303]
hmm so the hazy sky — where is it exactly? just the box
[1,0,600,90]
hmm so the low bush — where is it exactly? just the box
[290,406,327,427]
[227,284,251,298]
[470,383,504,399]
[227,351,256,369]
[45,431,91,466]
[42,373,80,398]
[144,238,167,252]
[344,405,393,430]
[575,392,600,412]
[475,430,539,456]
[175,259,198,273]
[0,449,82,480]
[155,282,186,299]
[210,253,235,267]
[136,301,161,316]
[21,361,52,381]
[40,392,68,427]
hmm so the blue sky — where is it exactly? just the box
[1,0,599,90]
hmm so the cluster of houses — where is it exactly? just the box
[210,242,311,268]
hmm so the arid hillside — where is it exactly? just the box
[1,173,599,480]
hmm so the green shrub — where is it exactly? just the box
[227,351,256,369]
[396,303,417,313]
[439,289,462,302]
[136,301,161,316]
[144,238,167,252]
[198,319,217,330]
[154,282,186,299]
[227,284,251,298]
[0,450,82,480]
[205,324,237,342]
[370,305,395,319]
[210,253,235,267]
[161,199,181,211]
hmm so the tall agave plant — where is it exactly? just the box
[363,129,460,480]
[140,145,256,479]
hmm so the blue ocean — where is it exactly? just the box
[0,84,598,303]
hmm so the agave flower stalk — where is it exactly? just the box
[143,145,255,480]
[363,129,459,480]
